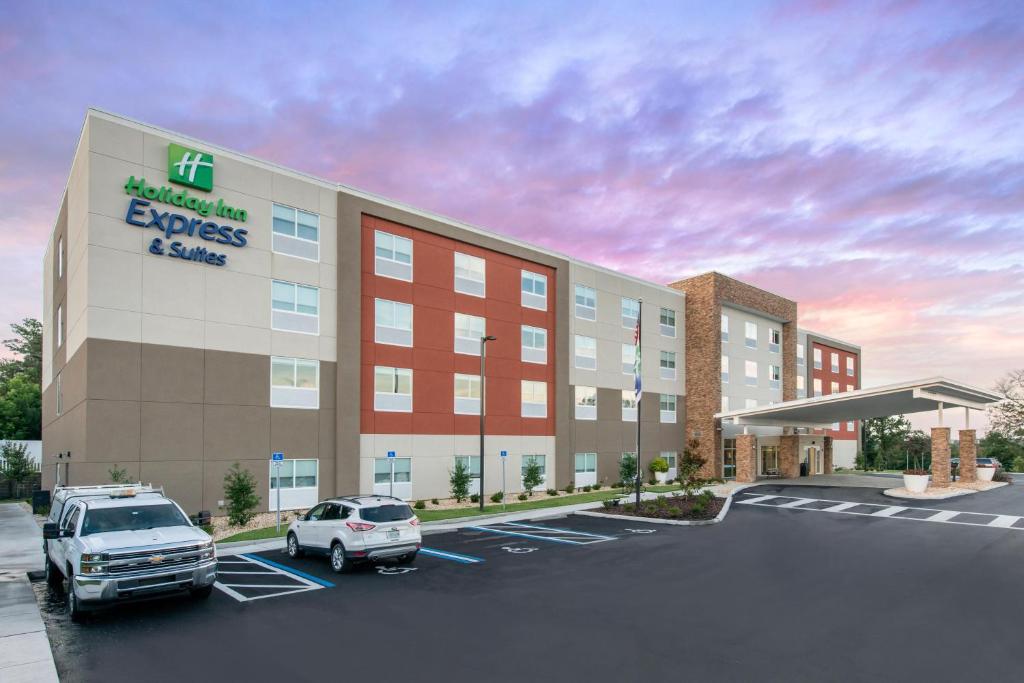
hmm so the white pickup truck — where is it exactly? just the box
[43,484,217,622]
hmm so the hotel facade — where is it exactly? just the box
[41,110,858,514]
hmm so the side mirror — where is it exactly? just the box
[42,522,59,540]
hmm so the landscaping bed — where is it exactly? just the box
[599,494,725,521]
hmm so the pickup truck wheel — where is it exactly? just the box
[287,532,304,558]
[190,585,213,600]
[67,583,87,623]
[329,542,350,573]
[45,556,62,588]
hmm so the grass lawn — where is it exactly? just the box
[217,485,686,542]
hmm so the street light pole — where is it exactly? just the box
[479,335,496,511]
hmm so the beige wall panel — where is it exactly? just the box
[204,268,270,328]
[87,306,141,344]
[88,151,143,222]
[318,187,337,218]
[204,321,271,356]
[87,339,141,402]
[221,242,272,278]
[271,172,321,214]
[270,330,320,361]
[318,411,337,497]
[204,350,269,406]
[87,212,145,255]
[141,313,205,349]
[203,404,270,460]
[318,336,338,363]
[141,459,205,514]
[319,262,338,290]
[141,402,204,462]
[318,363,336,411]
[141,132,273,200]
[140,344,204,403]
[270,409,320,460]
[88,245,143,312]
[89,116,144,163]
[84,399,141,463]
[271,252,322,286]
[318,215,338,266]
[141,256,205,319]
[203,459,272,514]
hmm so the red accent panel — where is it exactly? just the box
[811,341,860,440]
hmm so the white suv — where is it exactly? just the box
[286,496,421,572]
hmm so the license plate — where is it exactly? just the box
[387,529,400,541]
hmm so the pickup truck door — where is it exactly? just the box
[52,504,80,571]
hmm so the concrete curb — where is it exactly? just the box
[881,481,1007,500]
[575,484,756,526]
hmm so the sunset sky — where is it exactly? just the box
[1,0,1021,431]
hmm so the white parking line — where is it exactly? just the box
[928,510,959,522]
[777,498,816,508]
[214,554,329,603]
[988,515,1019,528]
[872,506,906,517]
[823,502,859,512]
[740,495,777,505]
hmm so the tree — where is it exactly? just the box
[863,415,912,470]
[522,458,543,497]
[990,370,1024,442]
[0,318,42,385]
[677,438,709,498]
[223,462,260,526]
[0,374,41,440]
[1,441,37,498]
[619,454,638,493]
[903,430,932,471]
[979,431,1024,467]
[449,460,471,503]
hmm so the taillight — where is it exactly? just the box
[410,517,420,526]
[346,522,375,532]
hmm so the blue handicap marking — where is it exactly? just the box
[419,547,485,564]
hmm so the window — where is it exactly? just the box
[521,271,547,310]
[721,395,729,412]
[374,366,412,412]
[521,326,547,364]
[454,374,481,415]
[813,378,823,397]
[745,398,758,409]
[575,284,596,320]
[768,364,781,390]
[830,380,840,394]
[721,355,729,383]
[768,328,781,353]
[575,453,597,474]
[830,352,839,373]
[831,422,840,431]
[659,351,677,380]
[272,203,319,260]
[56,372,63,415]
[575,335,597,370]
[521,381,547,418]
[621,297,640,328]
[454,313,485,355]
[847,356,855,376]
[374,230,413,281]
[813,347,822,370]
[621,390,638,422]
[622,344,636,375]
[745,321,757,349]
[659,308,676,337]
[661,452,678,476]
[269,459,318,489]
[797,374,806,398]
[374,458,411,484]
[847,421,855,431]
[745,360,758,387]
[521,455,547,486]
[454,455,481,494]
[454,252,486,297]
[659,393,676,423]
[57,305,64,347]
[271,280,319,334]
[846,384,854,393]
[575,386,597,420]
[270,357,319,409]
[721,313,729,342]
[57,236,63,279]
[723,438,737,479]
[375,298,413,346]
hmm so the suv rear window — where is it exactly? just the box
[360,504,414,523]
[81,504,189,536]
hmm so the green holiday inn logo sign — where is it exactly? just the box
[168,143,214,191]
[120,143,251,267]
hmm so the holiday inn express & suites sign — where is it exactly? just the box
[121,143,250,267]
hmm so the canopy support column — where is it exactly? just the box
[931,427,951,487]
[823,436,834,475]
[779,433,799,478]
[736,433,757,483]
[959,429,977,483]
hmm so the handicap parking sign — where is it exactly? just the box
[387,451,396,458]
[271,452,284,462]
[500,450,508,458]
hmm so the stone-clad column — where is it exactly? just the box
[931,427,951,487]
[779,435,800,478]
[959,429,977,483]
[823,436,834,474]
[736,434,757,483]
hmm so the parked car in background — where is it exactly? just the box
[976,457,1002,469]
[43,484,216,622]
[286,495,421,573]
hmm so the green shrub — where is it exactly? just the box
[564,482,575,494]
[692,489,715,515]
[223,462,260,527]
[517,493,528,501]
[1013,456,1024,473]
[546,488,558,496]
[431,498,439,505]
[522,458,543,497]
[582,485,592,492]
[470,493,480,504]
[648,457,669,474]
[490,491,503,503]
[108,464,130,485]
[414,500,426,509]
[449,461,471,503]
[592,482,602,490]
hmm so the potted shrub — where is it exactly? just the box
[648,457,669,484]
[903,458,929,493]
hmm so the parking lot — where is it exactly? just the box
[34,486,1024,682]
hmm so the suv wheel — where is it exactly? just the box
[330,542,349,573]
[45,556,62,588]
[398,552,418,565]
[287,532,304,559]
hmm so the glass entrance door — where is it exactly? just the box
[722,439,736,479]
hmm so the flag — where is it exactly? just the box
[633,311,642,403]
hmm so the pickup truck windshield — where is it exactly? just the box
[80,504,189,536]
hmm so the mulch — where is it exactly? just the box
[599,495,725,521]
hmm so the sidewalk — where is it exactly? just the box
[0,502,59,682]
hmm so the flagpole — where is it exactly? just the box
[635,299,643,510]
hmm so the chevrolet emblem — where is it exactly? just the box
[150,555,165,564]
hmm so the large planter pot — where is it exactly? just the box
[654,471,667,484]
[903,473,930,493]
[977,467,996,482]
